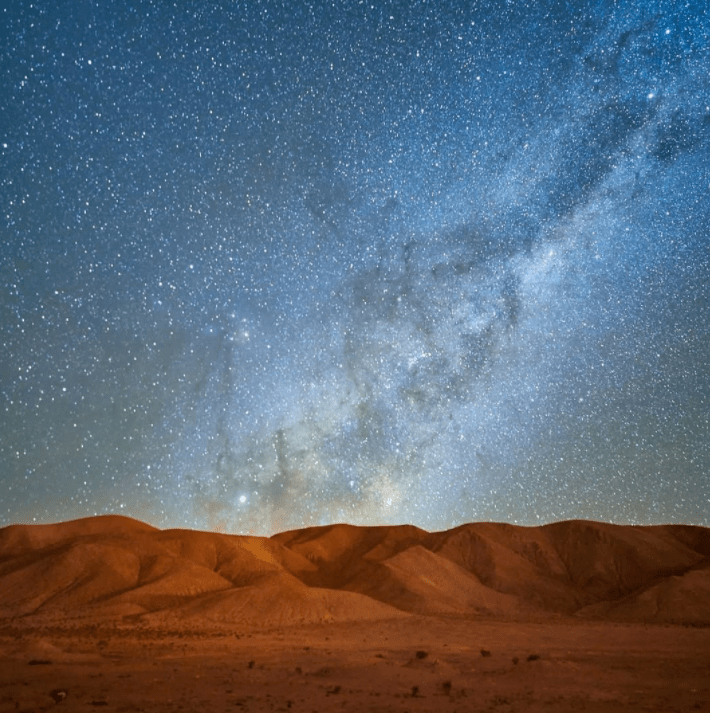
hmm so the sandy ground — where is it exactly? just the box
[1,616,708,713]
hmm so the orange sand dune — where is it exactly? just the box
[1,515,709,625]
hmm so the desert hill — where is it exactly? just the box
[1,516,709,626]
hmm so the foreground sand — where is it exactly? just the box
[1,616,708,713]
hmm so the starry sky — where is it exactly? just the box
[1,1,709,535]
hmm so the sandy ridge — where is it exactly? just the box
[1,515,708,625]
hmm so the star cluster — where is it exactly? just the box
[2,1,709,534]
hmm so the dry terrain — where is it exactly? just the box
[1,515,709,711]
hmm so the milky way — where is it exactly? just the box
[2,1,709,534]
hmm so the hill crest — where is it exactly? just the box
[1,516,708,626]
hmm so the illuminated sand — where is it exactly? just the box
[1,516,709,711]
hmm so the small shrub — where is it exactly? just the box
[415,650,428,659]
[480,648,491,657]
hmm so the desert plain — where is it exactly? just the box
[1,515,709,712]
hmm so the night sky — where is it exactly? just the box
[2,1,709,535]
